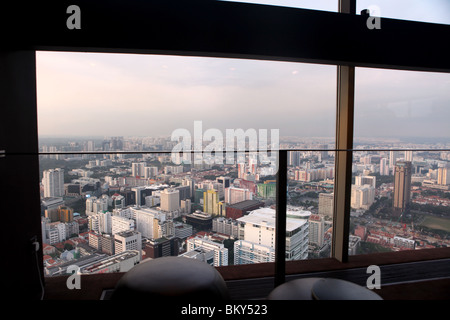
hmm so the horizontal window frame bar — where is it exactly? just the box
[3,0,450,73]
[5,148,450,156]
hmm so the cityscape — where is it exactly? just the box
[38,135,450,277]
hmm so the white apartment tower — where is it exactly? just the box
[131,162,145,177]
[308,214,325,247]
[42,168,65,198]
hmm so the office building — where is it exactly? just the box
[393,161,412,217]
[234,240,275,265]
[184,211,213,231]
[133,206,163,239]
[235,208,309,263]
[111,215,135,235]
[101,234,115,255]
[143,237,181,259]
[185,236,228,267]
[216,176,231,190]
[114,230,142,260]
[160,188,180,213]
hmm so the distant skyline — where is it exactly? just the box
[36,1,450,141]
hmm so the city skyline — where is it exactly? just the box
[36,50,450,140]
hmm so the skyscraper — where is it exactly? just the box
[437,167,449,185]
[42,168,65,198]
[131,162,145,177]
[393,161,412,217]
[203,189,220,215]
[380,158,389,176]
[309,214,325,247]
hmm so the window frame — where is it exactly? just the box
[2,0,450,299]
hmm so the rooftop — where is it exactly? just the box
[226,199,264,210]
[237,208,307,231]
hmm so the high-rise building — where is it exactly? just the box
[131,162,145,178]
[438,167,450,185]
[182,177,196,199]
[309,214,325,247]
[216,176,231,190]
[160,188,180,213]
[42,168,65,198]
[318,193,334,217]
[86,197,108,216]
[133,206,163,239]
[235,208,309,264]
[185,236,228,267]
[114,230,142,260]
[380,158,390,176]
[389,150,398,168]
[393,161,412,217]
[404,150,413,162]
[111,215,135,235]
[351,185,375,210]
[203,189,220,215]
[58,206,74,223]
[355,175,376,188]
[288,151,301,167]
[257,182,276,199]
[143,166,158,179]
[224,187,252,205]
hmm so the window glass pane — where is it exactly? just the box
[220,0,337,12]
[354,68,450,147]
[349,151,450,255]
[287,149,335,260]
[356,0,450,25]
[39,152,278,275]
[37,52,337,274]
[350,67,450,256]
[37,52,336,150]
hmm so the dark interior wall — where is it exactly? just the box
[0,51,44,300]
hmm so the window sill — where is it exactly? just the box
[43,247,450,300]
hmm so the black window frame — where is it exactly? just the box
[1,0,450,300]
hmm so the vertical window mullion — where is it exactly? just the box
[331,0,356,264]
[275,150,287,286]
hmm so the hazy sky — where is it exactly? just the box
[36,0,450,141]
